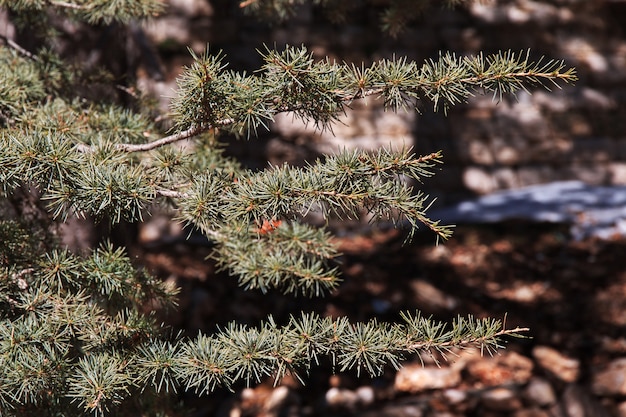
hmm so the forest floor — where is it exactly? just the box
[138,221,626,417]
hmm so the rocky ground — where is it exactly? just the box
[137,219,626,417]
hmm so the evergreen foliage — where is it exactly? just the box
[0,0,163,24]
[0,1,576,415]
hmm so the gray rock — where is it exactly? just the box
[361,404,424,417]
[532,346,580,383]
[410,279,458,313]
[561,384,610,417]
[324,385,377,410]
[355,386,376,407]
[429,412,461,417]
[462,166,497,194]
[513,409,552,417]
[524,377,557,407]
[263,386,291,414]
[466,351,534,386]
[229,385,297,417]
[592,357,626,396]
[617,401,626,417]
[325,387,359,410]
[480,387,522,412]
[394,364,462,393]
[442,389,467,406]
[169,0,213,17]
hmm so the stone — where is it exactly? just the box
[466,351,534,386]
[466,140,495,165]
[580,87,615,110]
[568,38,609,73]
[355,386,376,407]
[524,377,557,407]
[561,384,608,417]
[442,389,467,406]
[480,387,522,412]
[143,16,192,46]
[263,386,291,414]
[493,143,525,166]
[409,279,458,313]
[169,0,213,17]
[548,403,566,417]
[592,357,626,396]
[566,163,609,186]
[58,215,97,253]
[507,4,530,23]
[593,284,626,326]
[361,404,423,417]
[429,412,460,417]
[439,388,475,414]
[532,345,580,383]
[394,364,462,393]
[138,214,170,244]
[513,409,552,417]
[493,167,520,189]
[617,401,626,417]
[609,163,626,185]
[421,244,452,263]
[324,383,378,410]
[533,91,569,112]
[517,166,560,187]
[325,387,359,410]
[236,385,296,417]
[463,166,496,195]
[272,96,414,158]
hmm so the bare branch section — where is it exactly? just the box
[49,0,93,10]
[156,188,188,198]
[116,125,209,153]
[0,35,40,61]
[239,0,258,7]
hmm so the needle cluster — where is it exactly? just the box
[0,0,164,24]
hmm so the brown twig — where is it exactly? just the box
[156,188,188,199]
[49,0,92,10]
[115,119,233,153]
[239,0,259,8]
[0,35,40,62]
[117,125,196,152]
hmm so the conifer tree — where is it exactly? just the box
[0,0,576,415]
